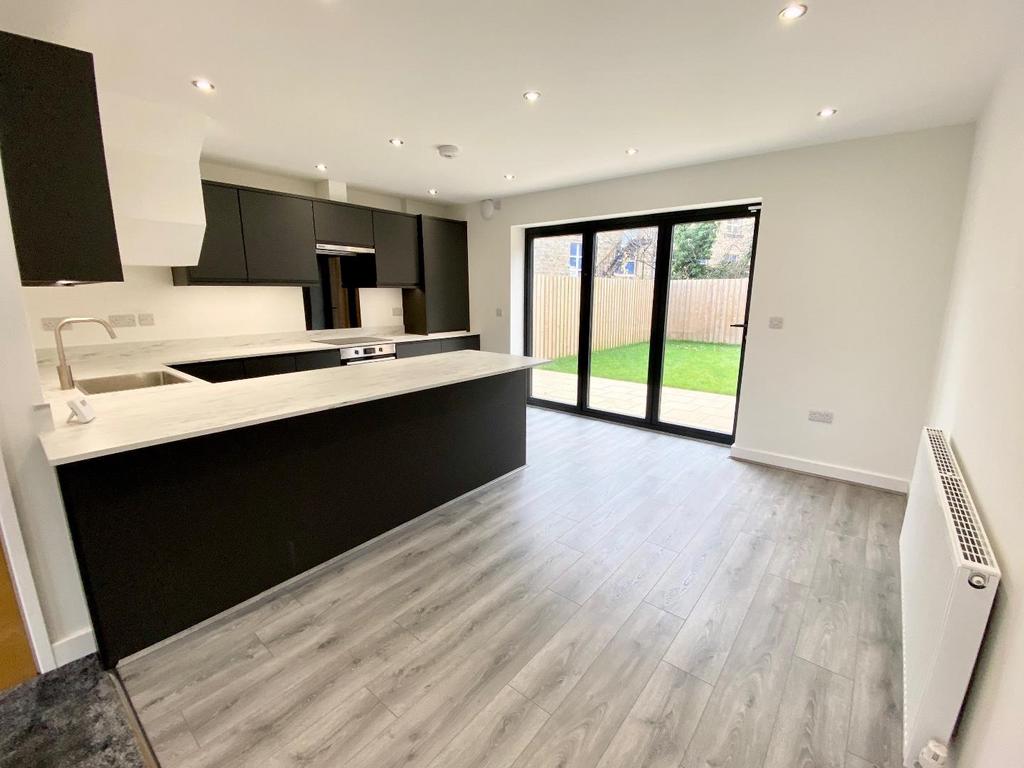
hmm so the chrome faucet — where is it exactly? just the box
[55,317,117,390]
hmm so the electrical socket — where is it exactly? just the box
[808,410,834,424]
[391,307,403,317]
[108,313,137,328]
[768,316,784,329]
[41,317,71,331]
[496,307,503,317]
[137,313,155,326]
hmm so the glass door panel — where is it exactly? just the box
[587,226,659,418]
[657,216,754,435]
[529,234,583,406]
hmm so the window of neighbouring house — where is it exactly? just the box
[615,258,637,276]
[567,241,582,272]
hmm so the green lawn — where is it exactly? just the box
[541,340,741,396]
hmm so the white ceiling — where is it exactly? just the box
[3,0,1021,203]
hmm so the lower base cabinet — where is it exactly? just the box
[395,340,442,358]
[396,334,479,358]
[440,335,481,352]
[171,349,338,382]
[57,370,527,667]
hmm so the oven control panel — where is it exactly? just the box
[339,343,397,362]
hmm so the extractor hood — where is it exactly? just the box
[98,92,206,267]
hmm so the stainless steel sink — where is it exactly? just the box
[76,371,190,395]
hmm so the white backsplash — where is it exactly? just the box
[22,268,405,350]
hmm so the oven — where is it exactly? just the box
[338,342,397,365]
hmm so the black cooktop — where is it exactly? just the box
[313,336,390,347]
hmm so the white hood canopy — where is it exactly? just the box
[99,92,206,267]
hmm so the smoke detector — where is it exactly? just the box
[437,144,460,159]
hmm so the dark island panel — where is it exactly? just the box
[57,370,528,667]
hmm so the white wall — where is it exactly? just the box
[200,160,318,196]
[928,53,1024,766]
[0,155,86,666]
[346,187,455,219]
[459,127,974,487]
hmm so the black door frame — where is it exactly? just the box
[524,202,762,445]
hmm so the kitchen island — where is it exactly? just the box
[39,344,543,667]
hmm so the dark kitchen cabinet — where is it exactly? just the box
[0,32,122,285]
[171,350,337,382]
[173,183,247,284]
[244,354,297,379]
[395,335,479,358]
[294,349,340,371]
[171,358,246,384]
[395,340,442,358]
[313,201,373,247]
[402,216,470,334]
[440,335,480,352]
[57,370,528,666]
[372,210,420,286]
[238,190,317,284]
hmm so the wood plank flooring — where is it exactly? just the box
[120,407,905,768]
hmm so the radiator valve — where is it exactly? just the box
[917,739,949,767]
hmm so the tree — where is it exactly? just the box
[671,222,751,279]
[670,222,717,278]
[594,230,657,278]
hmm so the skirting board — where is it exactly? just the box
[52,626,97,666]
[730,446,908,493]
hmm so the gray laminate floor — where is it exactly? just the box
[120,407,904,768]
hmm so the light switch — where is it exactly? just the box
[138,313,155,326]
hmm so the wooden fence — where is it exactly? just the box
[531,275,748,358]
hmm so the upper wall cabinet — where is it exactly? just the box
[313,201,373,247]
[239,190,317,284]
[176,183,247,283]
[174,184,319,286]
[372,210,421,287]
[402,216,470,334]
[0,31,123,285]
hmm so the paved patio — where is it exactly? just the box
[530,368,736,434]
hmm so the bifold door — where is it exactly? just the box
[526,204,760,443]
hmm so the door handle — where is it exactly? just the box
[729,323,746,328]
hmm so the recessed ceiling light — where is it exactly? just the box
[504,174,516,181]
[191,78,215,92]
[314,163,327,172]
[816,107,838,118]
[778,3,807,20]
[625,147,639,156]
[522,91,541,103]
[388,137,405,147]
[427,188,439,196]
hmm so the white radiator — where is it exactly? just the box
[900,428,1000,766]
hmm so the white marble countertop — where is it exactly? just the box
[40,349,543,466]
[34,327,479,393]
